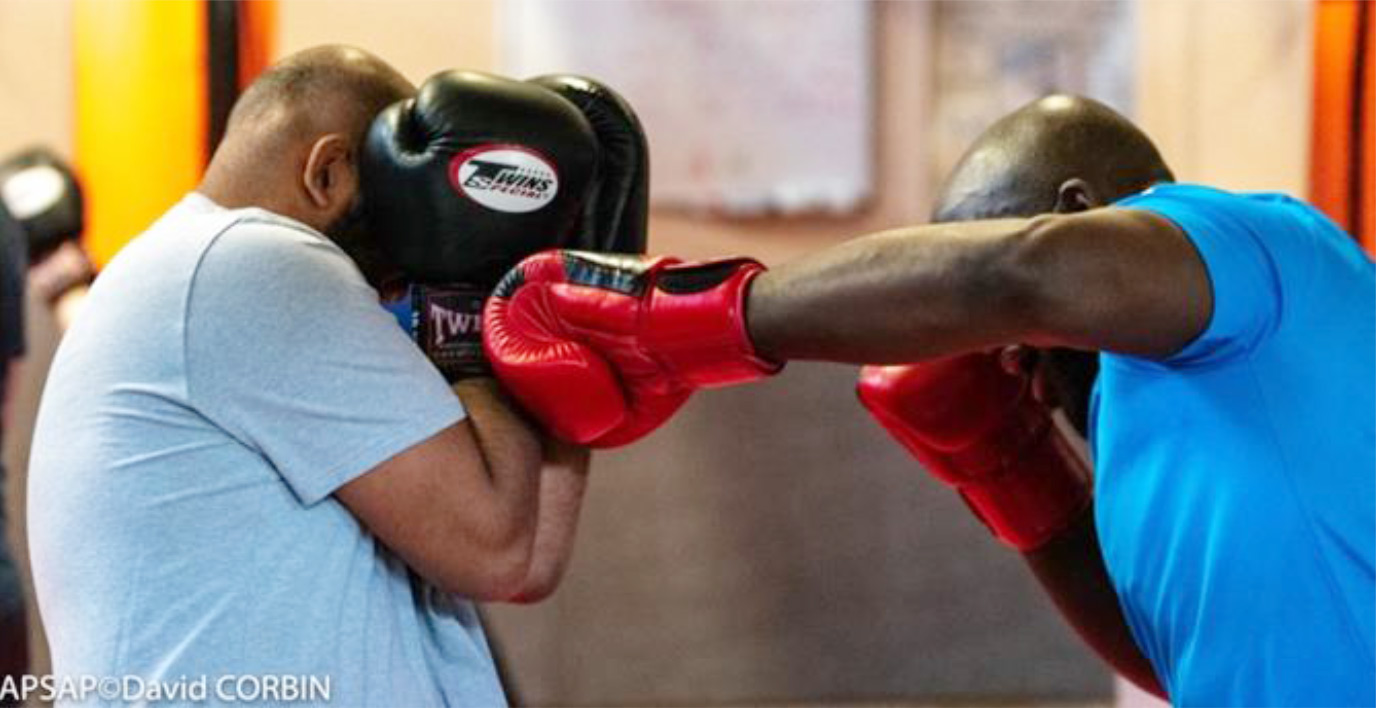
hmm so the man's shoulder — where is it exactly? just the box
[203,205,337,261]
[194,209,361,297]
[1118,183,1335,231]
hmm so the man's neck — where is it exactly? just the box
[197,174,325,234]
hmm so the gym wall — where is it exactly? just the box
[0,1,1315,705]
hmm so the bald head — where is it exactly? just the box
[198,46,414,287]
[201,46,412,209]
[933,94,1173,223]
[199,46,412,257]
[222,45,413,154]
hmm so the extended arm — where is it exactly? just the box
[479,208,1210,689]
[753,209,1203,697]
[747,209,1212,363]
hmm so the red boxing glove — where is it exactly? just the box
[483,250,782,447]
[857,352,1091,551]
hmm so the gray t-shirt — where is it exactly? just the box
[27,194,507,707]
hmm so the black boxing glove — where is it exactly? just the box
[0,148,84,263]
[526,75,649,256]
[0,148,93,305]
[362,70,598,380]
[363,70,598,285]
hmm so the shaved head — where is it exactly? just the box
[933,94,1173,223]
[199,46,414,288]
[224,45,413,155]
[930,95,1173,436]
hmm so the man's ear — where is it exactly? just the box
[1052,178,1100,214]
[302,134,353,210]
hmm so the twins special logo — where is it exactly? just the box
[428,303,482,348]
[449,145,559,214]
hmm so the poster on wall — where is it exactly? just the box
[499,0,874,216]
[931,0,1135,185]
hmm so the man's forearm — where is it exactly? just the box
[747,219,1040,364]
[507,440,590,603]
[451,379,544,544]
[1024,509,1166,698]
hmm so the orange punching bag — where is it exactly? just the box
[74,0,276,268]
[1311,0,1374,254]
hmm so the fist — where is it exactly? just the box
[483,250,780,447]
[857,352,1091,551]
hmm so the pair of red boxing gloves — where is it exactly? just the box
[484,250,1089,552]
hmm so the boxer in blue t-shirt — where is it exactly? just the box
[481,94,1375,706]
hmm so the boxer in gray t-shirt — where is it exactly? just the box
[28,46,592,707]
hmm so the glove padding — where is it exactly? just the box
[361,70,598,287]
[363,71,651,381]
[362,70,599,379]
[857,352,1091,551]
[484,250,781,447]
[526,75,649,256]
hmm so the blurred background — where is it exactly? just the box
[0,1,1369,706]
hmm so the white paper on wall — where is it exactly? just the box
[499,0,874,215]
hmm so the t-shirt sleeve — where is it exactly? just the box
[1116,185,1282,367]
[185,217,465,505]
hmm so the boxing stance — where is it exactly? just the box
[27,46,633,707]
[485,95,1375,706]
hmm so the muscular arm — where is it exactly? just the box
[761,209,1200,697]
[748,209,1212,363]
[1025,507,1166,698]
[337,380,594,603]
[337,378,543,601]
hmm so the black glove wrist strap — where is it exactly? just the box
[413,283,491,381]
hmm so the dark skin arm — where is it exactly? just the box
[748,209,1210,362]
[747,208,1207,699]
[1027,507,1165,697]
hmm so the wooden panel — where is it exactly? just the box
[1135,0,1312,194]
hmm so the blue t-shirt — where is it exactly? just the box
[28,194,506,707]
[1092,184,1375,705]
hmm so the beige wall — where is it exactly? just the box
[1135,0,1313,194]
[1,1,1315,705]
[278,0,498,87]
